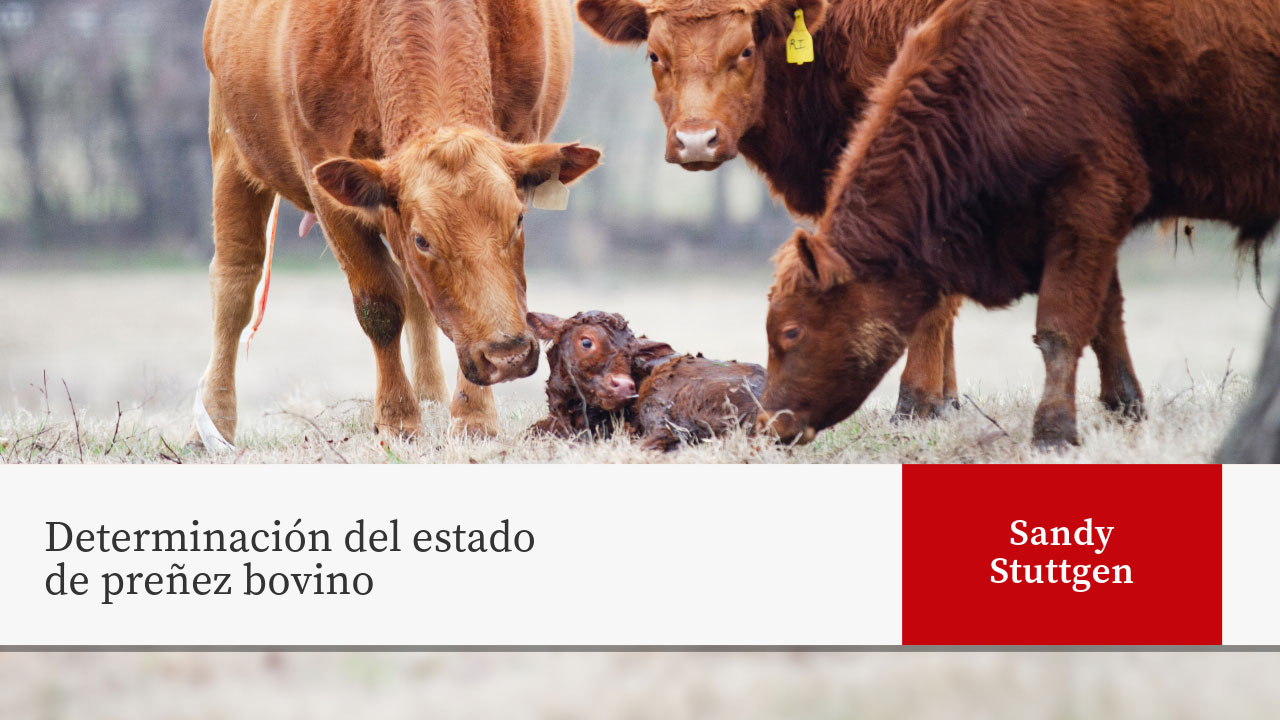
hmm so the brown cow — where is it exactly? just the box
[758,0,1280,448]
[194,0,600,447]
[577,0,979,420]
[528,311,766,450]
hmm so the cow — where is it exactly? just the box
[527,311,766,450]
[194,0,601,447]
[576,0,973,420]
[756,0,1280,448]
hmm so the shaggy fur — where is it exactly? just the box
[577,0,970,420]
[763,0,1280,447]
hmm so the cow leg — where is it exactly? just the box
[319,211,421,438]
[942,309,959,407]
[400,266,449,405]
[1091,270,1144,420]
[189,159,273,448]
[451,369,499,437]
[1032,236,1121,449]
[894,294,962,420]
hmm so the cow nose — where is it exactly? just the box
[608,374,636,397]
[481,336,536,380]
[755,410,816,445]
[675,128,719,162]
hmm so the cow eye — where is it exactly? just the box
[740,47,753,59]
[647,51,660,64]
[414,234,430,253]
[517,212,524,227]
[781,326,803,346]
[581,338,594,350]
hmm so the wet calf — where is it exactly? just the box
[527,311,766,451]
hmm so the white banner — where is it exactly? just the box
[0,465,902,646]
[1223,465,1280,646]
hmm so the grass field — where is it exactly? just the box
[1,234,1274,463]
[5,651,1280,718]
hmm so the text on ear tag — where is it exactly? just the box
[786,9,814,65]
[532,178,570,211]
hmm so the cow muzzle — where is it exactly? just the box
[755,410,817,445]
[666,120,734,168]
[463,335,540,385]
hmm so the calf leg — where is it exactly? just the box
[319,210,421,438]
[400,265,449,404]
[451,368,499,437]
[1091,270,1145,419]
[189,159,273,448]
[894,294,962,419]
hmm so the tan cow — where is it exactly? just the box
[195,0,600,447]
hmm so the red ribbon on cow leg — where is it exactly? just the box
[245,194,281,357]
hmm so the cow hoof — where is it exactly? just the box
[892,384,950,422]
[1102,395,1146,422]
[374,421,422,440]
[1032,407,1079,450]
[451,416,499,439]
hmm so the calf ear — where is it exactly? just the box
[634,337,676,372]
[506,142,603,187]
[527,312,566,341]
[759,0,829,36]
[577,0,650,45]
[314,158,395,213]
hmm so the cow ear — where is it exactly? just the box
[507,142,603,187]
[527,312,566,342]
[759,0,829,37]
[792,228,850,289]
[577,0,650,45]
[314,158,395,213]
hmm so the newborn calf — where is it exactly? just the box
[527,311,766,451]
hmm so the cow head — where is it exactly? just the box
[755,229,936,443]
[314,127,601,386]
[578,0,828,169]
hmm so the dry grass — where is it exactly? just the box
[0,374,1253,463]
[0,239,1272,464]
[4,651,1280,719]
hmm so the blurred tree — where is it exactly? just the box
[0,1,787,266]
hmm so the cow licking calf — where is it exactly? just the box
[527,311,766,451]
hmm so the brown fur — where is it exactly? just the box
[194,0,600,444]
[529,311,766,451]
[761,0,1280,447]
[578,0,968,423]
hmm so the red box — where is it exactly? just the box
[902,464,1222,645]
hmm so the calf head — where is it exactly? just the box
[578,0,828,169]
[756,229,935,443]
[528,311,642,411]
[528,311,676,413]
[314,127,600,385]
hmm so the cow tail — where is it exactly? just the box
[243,193,282,355]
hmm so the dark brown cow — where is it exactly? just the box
[758,0,1280,448]
[577,0,983,419]
[194,0,600,447]
[528,311,766,450]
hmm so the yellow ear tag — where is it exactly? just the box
[786,9,814,65]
